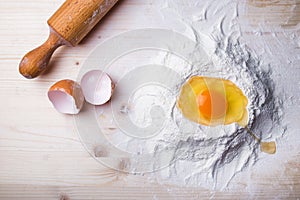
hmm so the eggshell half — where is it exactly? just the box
[80,70,114,105]
[48,79,84,114]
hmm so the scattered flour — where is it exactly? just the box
[87,0,299,191]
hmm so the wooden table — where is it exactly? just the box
[1,0,299,199]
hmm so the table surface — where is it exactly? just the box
[1,0,300,199]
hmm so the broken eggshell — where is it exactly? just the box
[80,70,114,105]
[48,79,84,114]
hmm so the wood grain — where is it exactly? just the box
[0,0,299,199]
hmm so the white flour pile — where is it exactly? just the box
[146,0,287,189]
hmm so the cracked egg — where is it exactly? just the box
[177,76,249,127]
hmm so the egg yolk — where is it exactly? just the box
[197,90,228,120]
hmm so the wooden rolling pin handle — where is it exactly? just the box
[19,30,65,79]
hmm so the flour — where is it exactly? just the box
[147,0,287,190]
[151,39,284,190]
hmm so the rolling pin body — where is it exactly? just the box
[19,0,118,79]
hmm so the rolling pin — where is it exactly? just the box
[19,0,119,79]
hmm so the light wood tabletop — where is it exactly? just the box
[0,0,299,199]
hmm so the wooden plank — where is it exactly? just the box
[0,0,299,199]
